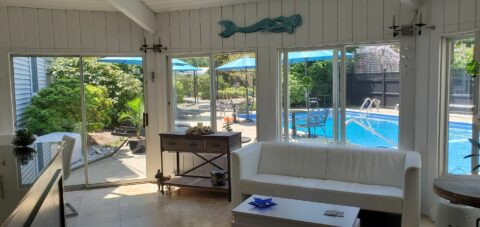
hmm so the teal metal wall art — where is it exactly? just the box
[218,14,302,38]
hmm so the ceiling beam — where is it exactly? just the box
[107,0,156,34]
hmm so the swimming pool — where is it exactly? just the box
[239,111,472,173]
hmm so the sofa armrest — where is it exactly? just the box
[231,142,262,206]
[402,151,421,227]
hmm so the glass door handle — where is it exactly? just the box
[0,175,4,199]
[143,113,149,127]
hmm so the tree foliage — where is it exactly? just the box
[24,77,113,135]
[288,61,333,107]
[48,57,143,123]
[452,38,475,70]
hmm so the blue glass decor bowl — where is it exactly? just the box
[248,197,277,208]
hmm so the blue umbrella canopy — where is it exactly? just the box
[172,58,190,66]
[287,50,353,64]
[98,57,142,65]
[173,64,199,72]
[98,57,191,67]
[216,57,256,71]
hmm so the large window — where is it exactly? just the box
[170,52,257,144]
[443,36,477,174]
[280,44,400,148]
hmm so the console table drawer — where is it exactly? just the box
[184,139,203,152]
[162,137,184,150]
[205,139,227,153]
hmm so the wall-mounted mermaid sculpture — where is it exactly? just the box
[218,14,302,38]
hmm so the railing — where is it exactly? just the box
[345,118,397,148]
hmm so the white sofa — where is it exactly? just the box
[231,142,421,227]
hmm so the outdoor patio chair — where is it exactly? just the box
[298,108,329,138]
[216,99,234,116]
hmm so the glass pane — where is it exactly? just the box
[84,57,146,184]
[172,57,212,131]
[214,52,257,144]
[284,49,338,143]
[447,38,475,174]
[12,57,85,187]
[345,44,400,149]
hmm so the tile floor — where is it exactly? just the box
[65,183,436,227]
[65,147,147,186]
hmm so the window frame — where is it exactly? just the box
[278,42,401,148]
[439,34,479,175]
[166,50,258,138]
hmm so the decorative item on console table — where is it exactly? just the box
[223,116,233,132]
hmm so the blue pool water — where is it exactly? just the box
[239,111,472,173]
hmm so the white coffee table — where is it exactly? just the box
[232,195,360,227]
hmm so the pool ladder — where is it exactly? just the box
[345,118,397,148]
[359,98,381,116]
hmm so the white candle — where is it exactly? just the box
[393,15,396,26]
[419,11,423,24]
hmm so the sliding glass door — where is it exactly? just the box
[280,44,401,148]
[11,56,147,188]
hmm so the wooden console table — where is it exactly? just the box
[159,131,241,201]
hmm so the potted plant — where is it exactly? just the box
[118,96,145,153]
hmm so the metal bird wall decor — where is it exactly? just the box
[218,14,302,38]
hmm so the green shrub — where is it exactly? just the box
[24,77,113,135]
[48,57,143,125]
[175,80,186,103]
[197,75,210,100]
[218,87,246,99]
[85,85,113,132]
[24,78,82,135]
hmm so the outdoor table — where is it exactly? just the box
[433,175,480,227]
[290,109,307,137]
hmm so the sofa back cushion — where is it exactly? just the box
[325,146,406,187]
[257,142,328,179]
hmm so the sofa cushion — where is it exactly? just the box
[257,142,328,179]
[325,146,406,187]
[240,174,403,214]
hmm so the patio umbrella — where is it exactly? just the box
[287,50,352,64]
[216,57,256,122]
[98,57,142,65]
[98,57,191,66]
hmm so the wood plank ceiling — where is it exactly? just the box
[0,0,261,12]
